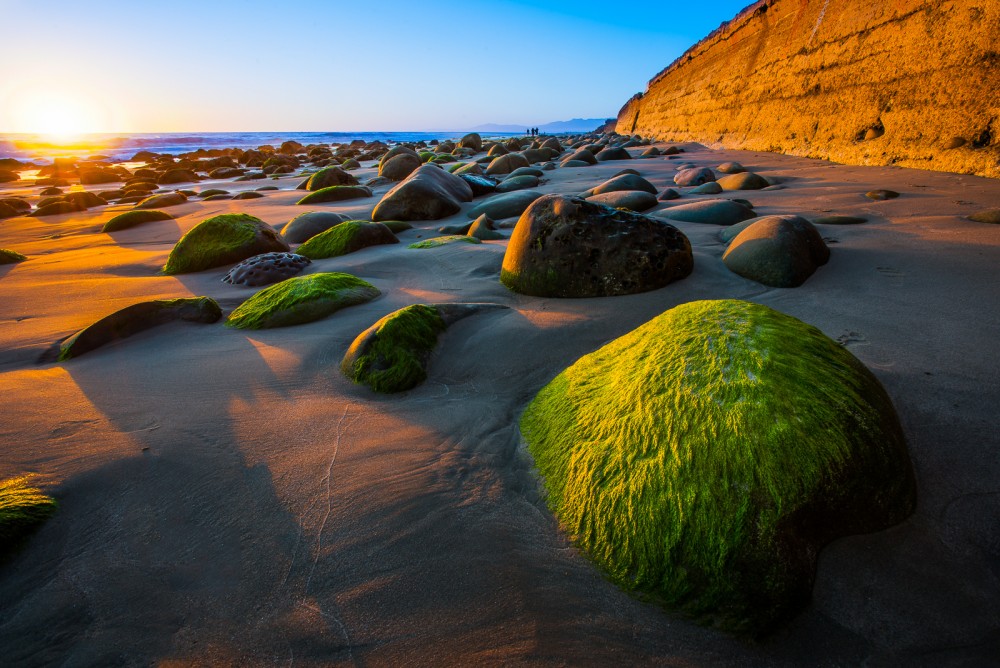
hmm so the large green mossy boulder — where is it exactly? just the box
[342,302,506,393]
[304,166,358,191]
[58,297,222,361]
[521,299,916,635]
[1,476,58,556]
[102,209,174,233]
[225,272,379,329]
[0,249,27,264]
[296,221,398,259]
[296,185,373,205]
[163,213,289,275]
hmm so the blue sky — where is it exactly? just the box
[0,0,753,132]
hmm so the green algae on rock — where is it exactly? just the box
[520,299,916,635]
[296,185,373,205]
[163,213,289,275]
[296,221,398,260]
[0,249,28,264]
[225,272,379,330]
[134,192,188,209]
[1,475,58,556]
[408,235,482,249]
[58,297,222,361]
[102,209,174,233]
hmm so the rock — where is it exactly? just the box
[0,475,58,556]
[585,190,658,212]
[0,170,21,183]
[458,133,483,152]
[280,211,352,243]
[58,297,222,360]
[559,160,592,168]
[157,169,199,184]
[501,194,693,297]
[203,194,233,201]
[466,190,544,220]
[659,188,681,201]
[585,173,657,197]
[519,298,916,634]
[0,198,31,217]
[297,221,398,259]
[28,202,82,217]
[79,169,120,185]
[438,222,473,235]
[341,302,507,393]
[521,148,550,164]
[102,209,174,233]
[968,209,1000,224]
[408,235,482,249]
[674,167,716,186]
[562,148,598,165]
[690,182,724,194]
[209,167,243,179]
[496,175,540,193]
[222,252,311,287]
[296,185,373,205]
[453,162,484,176]
[467,214,503,240]
[540,137,563,152]
[866,189,900,200]
[722,215,830,287]
[0,249,27,264]
[506,167,544,179]
[812,215,868,225]
[595,146,631,161]
[641,147,661,156]
[163,213,289,275]
[305,166,359,191]
[63,192,107,209]
[341,158,361,170]
[717,172,770,190]
[486,153,530,176]
[234,172,266,181]
[135,192,188,209]
[656,199,756,225]
[487,144,509,157]
[225,272,380,329]
[380,221,412,234]
[372,165,473,221]
[233,191,264,200]
[379,153,423,181]
[541,162,556,171]
[198,189,230,198]
[717,162,746,174]
[458,174,497,197]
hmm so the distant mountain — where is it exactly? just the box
[466,118,610,134]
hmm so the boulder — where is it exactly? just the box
[562,148,598,165]
[408,235,481,249]
[674,167,716,186]
[584,173,657,197]
[717,172,770,190]
[519,299,916,634]
[486,153,530,176]
[969,209,1000,224]
[656,199,756,225]
[379,153,423,181]
[458,133,483,152]
[222,252,311,287]
[865,189,900,200]
[585,190,658,212]
[487,144,509,157]
[0,198,31,217]
[225,272,380,329]
[496,175,540,193]
[157,169,199,184]
[29,202,82,217]
[501,194,693,297]
[233,191,264,200]
[722,215,830,287]
[163,213,289,275]
[135,192,188,209]
[296,185,372,205]
[297,221,399,259]
[281,211,352,243]
[372,165,473,221]
[0,170,21,183]
[58,297,222,360]
[0,249,27,264]
[458,174,497,197]
[102,209,174,233]
[467,214,503,240]
[0,476,58,555]
[690,182,723,194]
[466,190,544,220]
[305,166,359,191]
[659,188,681,201]
[717,161,746,174]
[595,146,631,161]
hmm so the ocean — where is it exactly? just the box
[0,131,519,164]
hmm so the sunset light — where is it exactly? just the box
[8,89,110,139]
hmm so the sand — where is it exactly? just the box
[1,143,999,665]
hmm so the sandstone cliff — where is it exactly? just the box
[617,1,1000,178]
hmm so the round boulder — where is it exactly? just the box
[722,215,830,287]
[281,211,352,243]
[163,213,289,275]
[372,165,473,221]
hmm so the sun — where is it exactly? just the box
[9,89,109,141]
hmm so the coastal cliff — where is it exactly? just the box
[616,1,1000,178]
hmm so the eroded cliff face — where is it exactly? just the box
[617,1,1000,178]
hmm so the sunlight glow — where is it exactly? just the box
[9,89,110,140]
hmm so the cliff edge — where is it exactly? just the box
[616,1,1000,178]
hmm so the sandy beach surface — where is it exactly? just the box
[1,142,999,665]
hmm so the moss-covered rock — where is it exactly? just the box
[28,201,83,217]
[408,235,482,249]
[280,211,352,243]
[163,213,289,275]
[58,297,222,360]
[225,272,379,329]
[521,299,916,635]
[102,209,174,233]
[296,221,399,259]
[296,185,372,205]
[1,249,27,264]
[305,166,359,191]
[0,475,58,556]
[135,192,188,209]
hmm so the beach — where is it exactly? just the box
[1,137,999,664]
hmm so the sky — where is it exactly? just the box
[0,0,753,133]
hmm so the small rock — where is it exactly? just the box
[866,190,900,201]
[222,252,311,287]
